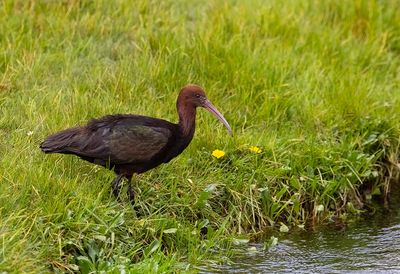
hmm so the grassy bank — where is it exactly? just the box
[1,0,399,272]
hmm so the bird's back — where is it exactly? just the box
[40,114,179,173]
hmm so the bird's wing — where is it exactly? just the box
[66,123,173,164]
[107,124,173,164]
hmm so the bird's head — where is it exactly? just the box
[179,84,232,135]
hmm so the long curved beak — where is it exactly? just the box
[203,99,233,136]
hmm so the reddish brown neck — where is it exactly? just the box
[177,100,196,137]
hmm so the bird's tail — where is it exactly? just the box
[40,127,82,154]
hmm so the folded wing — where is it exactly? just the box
[40,115,173,165]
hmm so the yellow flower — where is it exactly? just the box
[249,146,262,154]
[212,149,225,159]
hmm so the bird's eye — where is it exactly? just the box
[195,94,201,98]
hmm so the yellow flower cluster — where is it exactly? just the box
[212,146,262,158]
[211,149,225,159]
[211,146,262,159]
[249,146,262,154]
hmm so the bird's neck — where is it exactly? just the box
[177,102,196,138]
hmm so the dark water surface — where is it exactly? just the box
[204,198,400,273]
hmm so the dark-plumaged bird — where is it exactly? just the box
[40,84,232,202]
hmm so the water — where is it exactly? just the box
[205,199,400,273]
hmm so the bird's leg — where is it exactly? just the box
[127,175,141,215]
[126,175,135,204]
[111,174,124,200]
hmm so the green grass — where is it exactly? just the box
[1,0,400,272]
